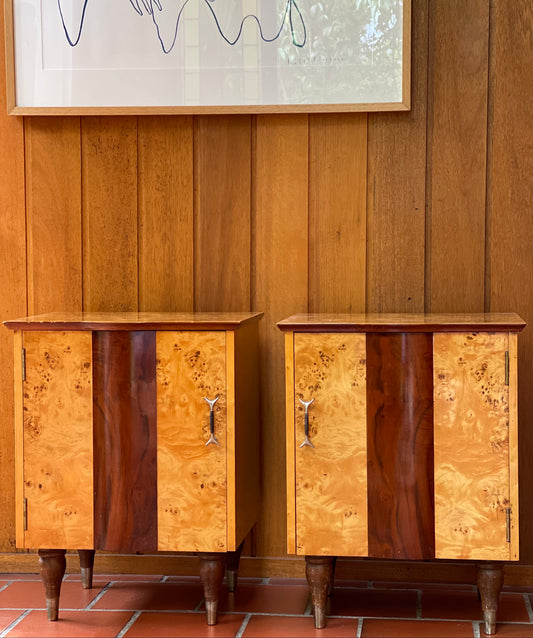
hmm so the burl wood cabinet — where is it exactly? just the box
[278,313,525,635]
[4,312,262,625]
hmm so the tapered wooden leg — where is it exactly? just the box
[226,540,245,593]
[477,562,504,635]
[78,550,95,589]
[306,555,334,629]
[198,553,225,625]
[38,549,66,621]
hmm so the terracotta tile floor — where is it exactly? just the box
[1,573,533,637]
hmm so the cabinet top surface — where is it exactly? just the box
[277,313,526,333]
[4,311,263,331]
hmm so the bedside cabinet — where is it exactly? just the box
[278,313,525,635]
[4,311,262,625]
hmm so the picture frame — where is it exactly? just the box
[4,0,411,115]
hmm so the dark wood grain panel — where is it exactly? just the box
[93,331,157,552]
[366,332,435,559]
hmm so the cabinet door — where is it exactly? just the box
[21,331,93,549]
[156,331,227,552]
[291,332,367,556]
[433,332,516,560]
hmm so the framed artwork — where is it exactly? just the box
[4,0,410,114]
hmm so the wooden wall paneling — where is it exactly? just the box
[81,117,139,312]
[309,113,367,313]
[488,0,533,562]
[427,0,489,313]
[25,118,82,315]
[138,116,194,312]
[194,115,251,311]
[253,114,309,557]
[366,0,428,314]
[0,0,26,552]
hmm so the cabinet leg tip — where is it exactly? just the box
[313,606,326,629]
[46,599,59,621]
[80,567,93,589]
[205,601,218,625]
[483,610,496,635]
[226,570,237,593]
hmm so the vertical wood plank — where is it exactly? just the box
[82,117,138,312]
[138,116,194,312]
[427,0,489,312]
[434,332,510,560]
[195,115,251,311]
[367,0,428,314]
[0,0,26,552]
[23,331,93,549]
[294,333,368,557]
[366,333,435,560]
[309,113,367,313]
[157,331,227,552]
[254,114,309,557]
[25,118,82,314]
[93,331,157,552]
[488,0,533,563]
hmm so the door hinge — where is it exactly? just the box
[21,347,26,382]
[505,351,509,386]
[506,507,511,542]
[23,498,28,531]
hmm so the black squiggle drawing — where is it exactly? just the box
[58,0,306,53]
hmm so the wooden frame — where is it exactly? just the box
[4,0,411,115]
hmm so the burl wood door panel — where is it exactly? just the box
[22,331,93,549]
[156,331,227,552]
[292,333,367,556]
[433,332,513,560]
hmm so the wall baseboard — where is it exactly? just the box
[1,553,533,586]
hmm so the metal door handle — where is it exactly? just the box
[203,396,220,446]
[299,398,314,448]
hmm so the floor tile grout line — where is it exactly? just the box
[356,617,363,638]
[473,620,481,637]
[235,613,252,638]
[84,582,114,610]
[524,592,533,623]
[0,609,31,638]
[115,610,142,638]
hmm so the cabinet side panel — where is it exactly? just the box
[233,321,261,548]
[23,331,93,549]
[285,333,296,555]
[366,332,435,560]
[434,332,510,560]
[508,332,519,559]
[157,331,227,552]
[294,333,367,556]
[93,331,158,552]
[13,331,24,549]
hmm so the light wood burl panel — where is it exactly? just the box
[434,332,512,560]
[156,331,227,552]
[293,333,367,556]
[22,331,93,549]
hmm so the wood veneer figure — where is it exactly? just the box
[278,313,525,635]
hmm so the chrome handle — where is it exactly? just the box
[203,396,220,446]
[299,398,314,448]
